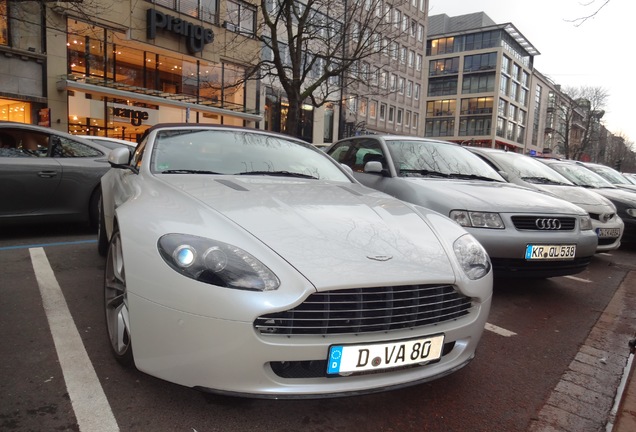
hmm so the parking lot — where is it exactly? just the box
[1,223,635,432]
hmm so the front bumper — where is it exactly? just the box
[127,287,492,398]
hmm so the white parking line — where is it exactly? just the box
[29,247,119,432]
[485,322,517,337]
[563,275,592,283]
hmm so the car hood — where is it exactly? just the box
[531,184,614,211]
[593,187,636,205]
[159,176,458,289]
[401,179,586,214]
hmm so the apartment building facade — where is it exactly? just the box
[424,12,539,151]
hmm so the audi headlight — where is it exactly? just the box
[579,215,593,230]
[453,234,491,280]
[158,234,280,291]
[449,210,504,229]
[627,208,636,218]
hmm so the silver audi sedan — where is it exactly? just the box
[327,136,598,278]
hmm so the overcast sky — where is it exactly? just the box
[428,0,635,145]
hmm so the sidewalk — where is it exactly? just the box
[527,271,636,432]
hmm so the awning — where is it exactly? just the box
[56,75,263,122]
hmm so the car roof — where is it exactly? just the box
[139,123,310,145]
[0,121,112,153]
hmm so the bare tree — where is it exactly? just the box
[229,0,408,138]
[550,85,609,160]
[566,0,611,27]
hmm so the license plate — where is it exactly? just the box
[327,334,445,376]
[596,228,620,238]
[525,244,576,260]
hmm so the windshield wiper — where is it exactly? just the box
[400,169,451,178]
[447,173,502,182]
[160,169,222,175]
[238,170,318,179]
[521,176,569,185]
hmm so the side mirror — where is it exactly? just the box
[108,147,137,173]
[364,161,384,174]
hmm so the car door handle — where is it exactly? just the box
[38,170,58,178]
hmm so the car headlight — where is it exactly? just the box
[453,234,491,280]
[449,210,504,229]
[579,215,593,230]
[627,208,636,218]
[158,234,280,291]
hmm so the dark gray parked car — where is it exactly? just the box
[0,121,111,227]
[327,136,598,278]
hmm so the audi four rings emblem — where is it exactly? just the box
[535,218,561,230]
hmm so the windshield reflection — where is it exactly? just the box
[386,140,503,181]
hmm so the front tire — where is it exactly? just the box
[104,227,134,366]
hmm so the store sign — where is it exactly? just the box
[112,107,150,126]
[147,9,214,54]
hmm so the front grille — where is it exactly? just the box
[254,285,473,336]
[511,216,576,231]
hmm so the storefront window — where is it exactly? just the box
[0,99,30,123]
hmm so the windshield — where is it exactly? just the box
[587,164,633,185]
[386,139,504,181]
[548,162,615,188]
[150,129,351,182]
[491,152,573,185]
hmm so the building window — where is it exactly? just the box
[151,0,220,24]
[428,77,458,97]
[397,108,403,125]
[429,57,459,76]
[500,75,509,94]
[461,74,495,94]
[359,97,367,117]
[0,0,8,46]
[226,0,256,37]
[496,117,505,137]
[412,113,418,129]
[379,103,386,121]
[463,52,497,72]
[460,97,493,115]
[388,106,394,123]
[498,99,506,116]
[459,116,492,136]
[425,119,455,137]
[501,55,510,75]
[369,100,377,119]
[426,99,455,117]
